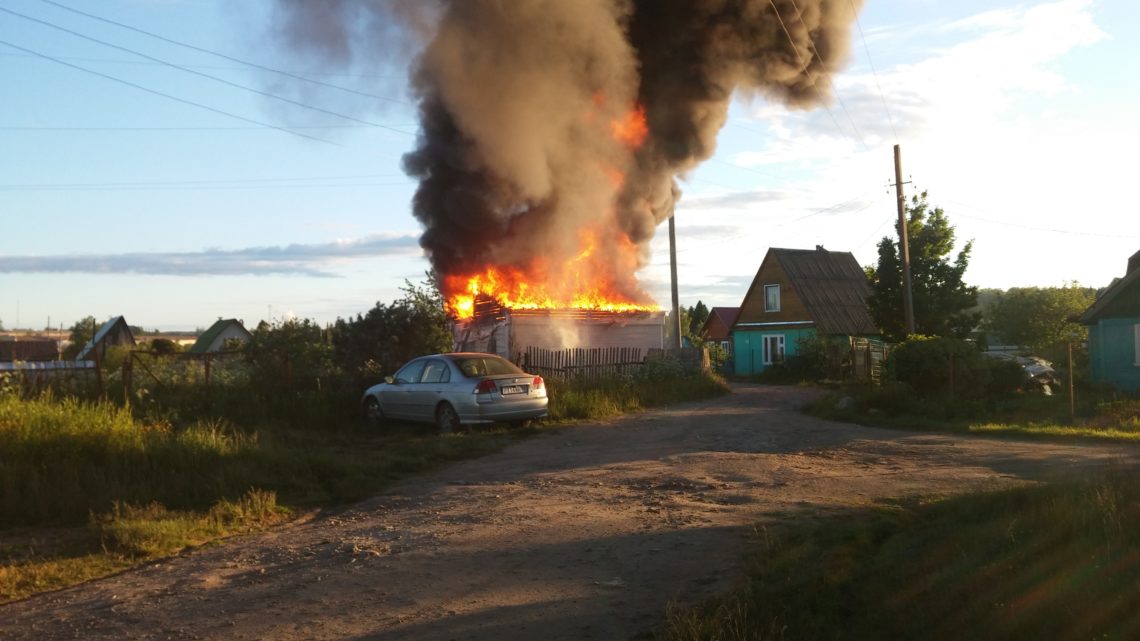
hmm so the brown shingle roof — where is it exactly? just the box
[769,247,878,335]
[709,307,740,328]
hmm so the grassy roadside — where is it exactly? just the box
[807,387,1140,443]
[1,370,729,602]
[660,470,1140,641]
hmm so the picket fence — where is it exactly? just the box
[521,346,646,381]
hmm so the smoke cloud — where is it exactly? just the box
[272,0,863,305]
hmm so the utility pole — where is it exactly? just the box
[893,144,916,337]
[668,211,682,350]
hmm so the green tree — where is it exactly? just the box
[687,300,710,338]
[332,275,452,383]
[246,317,335,390]
[866,192,980,341]
[63,315,99,359]
[984,284,1096,354]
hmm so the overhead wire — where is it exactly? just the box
[0,124,417,132]
[946,200,1140,240]
[784,0,869,151]
[0,50,406,80]
[36,0,411,106]
[0,7,413,137]
[847,0,898,141]
[0,173,412,191]
[0,39,337,146]
[647,192,884,266]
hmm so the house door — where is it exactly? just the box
[763,334,785,365]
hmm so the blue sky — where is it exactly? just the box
[1,0,1136,331]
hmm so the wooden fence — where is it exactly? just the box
[0,360,99,395]
[520,346,646,381]
[851,337,891,384]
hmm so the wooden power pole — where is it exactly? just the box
[894,144,916,336]
[668,212,682,350]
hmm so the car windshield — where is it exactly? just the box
[452,356,523,377]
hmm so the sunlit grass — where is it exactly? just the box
[660,471,1140,641]
[1,368,730,602]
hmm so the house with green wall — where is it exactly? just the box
[733,247,879,375]
[1079,250,1140,392]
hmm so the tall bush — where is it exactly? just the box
[886,336,990,399]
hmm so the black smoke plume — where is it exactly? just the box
[272,0,863,306]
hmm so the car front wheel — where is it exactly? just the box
[436,402,459,434]
[363,397,384,425]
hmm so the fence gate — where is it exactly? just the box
[850,338,890,384]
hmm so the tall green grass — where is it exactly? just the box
[0,393,522,527]
[548,369,730,421]
[0,394,268,525]
[660,472,1140,641]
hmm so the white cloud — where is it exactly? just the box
[0,233,422,277]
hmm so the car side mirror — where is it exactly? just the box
[384,376,396,385]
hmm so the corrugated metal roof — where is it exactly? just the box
[770,247,878,335]
[76,316,135,360]
[188,319,251,354]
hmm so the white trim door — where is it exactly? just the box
[763,334,785,365]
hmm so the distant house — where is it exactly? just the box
[76,316,136,361]
[1079,249,1140,392]
[188,319,252,354]
[732,247,878,375]
[0,339,59,362]
[699,307,740,354]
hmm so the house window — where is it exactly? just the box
[720,340,730,351]
[764,284,781,312]
[1135,324,1140,367]
[763,334,785,365]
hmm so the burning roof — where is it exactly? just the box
[272,0,863,315]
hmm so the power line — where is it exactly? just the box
[0,7,413,137]
[848,0,898,141]
[764,0,853,146]
[648,192,884,265]
[0,181,412,193]
[946,200,1140,240]
[0,124,417,132]
[854,217,894,252]
[0,50,405,81]
[0,39,337,145]
[785,0,869,151]
[0,173,408,189]
[36,0,411,106]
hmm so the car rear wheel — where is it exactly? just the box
[435,402,459,434]
[363,397,385,425]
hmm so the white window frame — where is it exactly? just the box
[1134,324,1140,367]
[763,334,786,365]
[764,284,781,312]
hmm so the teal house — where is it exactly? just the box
[733,247,879,375]
[1080,250,1140,392]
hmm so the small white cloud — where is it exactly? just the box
[0,233,422,277]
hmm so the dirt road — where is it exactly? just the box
[4,384,1136,641]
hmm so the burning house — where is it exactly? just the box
[452,296,665,362]
[272,1,863,345]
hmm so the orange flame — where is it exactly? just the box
[445,226,657,319]
[610,105,648,148]
[445,102,657,319]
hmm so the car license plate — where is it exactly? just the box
[500,385,525,395]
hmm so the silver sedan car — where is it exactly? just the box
[361,353,548,432]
